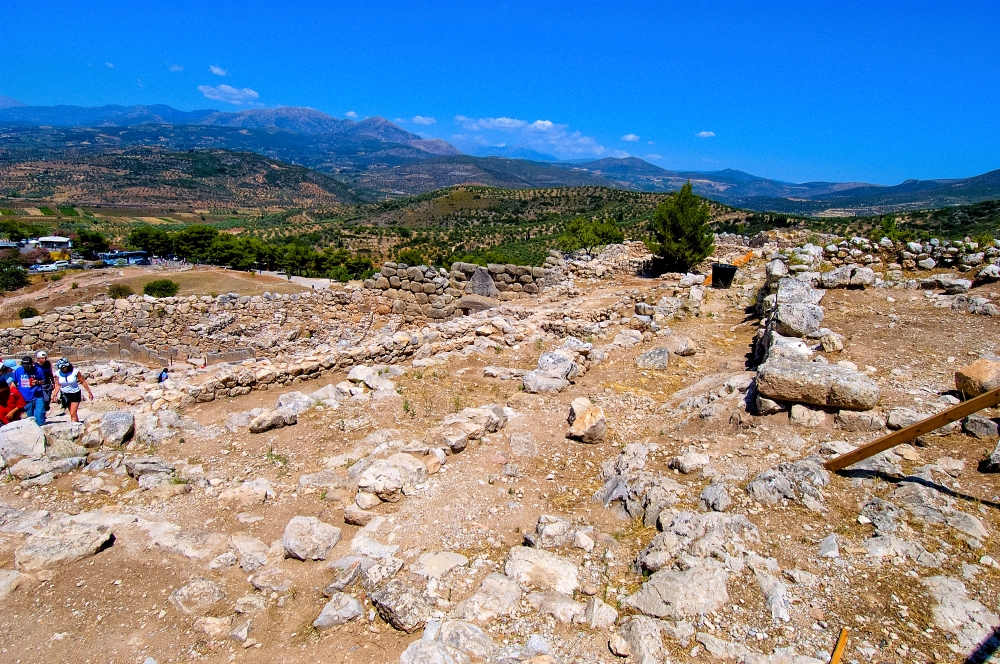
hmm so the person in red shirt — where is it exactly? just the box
[0,379,27,425]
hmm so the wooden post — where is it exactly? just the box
[828,628,849,664]
[824,386,1000,472]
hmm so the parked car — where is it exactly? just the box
[36,264,59,272]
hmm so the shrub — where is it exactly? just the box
[18,306,40,319]
[108,283,134,299]
[646,182,715,271]
[70,282,78,289]
[397,248,425,266]
[49,273,63,281]
[143,279,180,298]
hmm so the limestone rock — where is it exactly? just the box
[789,404,826,428]
[699,483,731,512]
[527,591,585,623]
[357,460,405,502]
[774,303,824,337]
[463,573,522,622]
[15,521,113,571]
[635,348,671,370]
[250,566,295,594]
[624,562,729,619]
[282,516,342,561]
[439,620,497,659]
[465,266,499,299]
[0,419,46,462]
[617,616,667,664]
[756,359,881,411]
[963,414,998,439]
[922,575,1000,655]
[504,546,579,594]
[411,551,468,579]
[313,593,363,629]
[0,570,33,599]
[275,391,315,415]
[508,432,538,457]
[955,358,1000,397]
[566,398,606,443]
[399,640,470,664]
[584,597,618,629]
[521,370,569,394]
[370,578,431,633]
[168,577,226,615]
[100,411,135,446]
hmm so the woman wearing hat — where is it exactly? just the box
[51,358,93,423]
[35,351,54,412]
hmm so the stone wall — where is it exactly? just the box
[0,289,362,361]
[363,261,552,322]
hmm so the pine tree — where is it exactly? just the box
[646,182,714,271]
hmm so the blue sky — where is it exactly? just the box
[1,0,997,184]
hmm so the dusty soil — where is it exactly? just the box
[0,271,998,664]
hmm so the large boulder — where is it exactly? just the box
[624,561,730,619]
[370,578,431,633]
[521,371,569,394]
[635,348,671,370]
[99,411,134,446]
[756,359,880,411]
[773,303,824,337]
[15,521,114,571]
[955,358,1000,397]
[464,267,499,298]
[0,419,46,462]
[357,460,405,502]
[566,398,606,443]
[275,391,315,415]
[282,516,342,561]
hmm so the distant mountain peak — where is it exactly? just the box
[0,96,24,109]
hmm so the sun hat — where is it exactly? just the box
[36,351,47,359]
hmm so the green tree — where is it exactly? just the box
[173,225,219,262]
[646,182,714,271]
[0,248,28,292]
[75,229,110,260]
[128,226,174,257]
[558,216,624,253]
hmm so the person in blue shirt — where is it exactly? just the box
[13,356,46,426]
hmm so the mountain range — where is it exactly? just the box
[1,101,999,215]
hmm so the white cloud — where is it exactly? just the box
[647,140,655,145]
[645,154,663,160]
[104,62,114,68]
[197,84,260,105]
[345,111,358,118]
[451,114,626,159]
[622,133,640,142]
[168,64,183,72]
[393,118,407,124]
[412,115,436,125]
[696,131,716,138]
[210,65,227,76]
[455,115,527,131]
[137,78,144,88]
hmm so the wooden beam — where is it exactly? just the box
[824,386,1000,472]
[828,628,849,664]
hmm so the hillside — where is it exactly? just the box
[0,147,360,208]
[1,104,999,214]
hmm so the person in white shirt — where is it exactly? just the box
[52,358,93,423]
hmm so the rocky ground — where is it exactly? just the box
[1,238,999,664]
